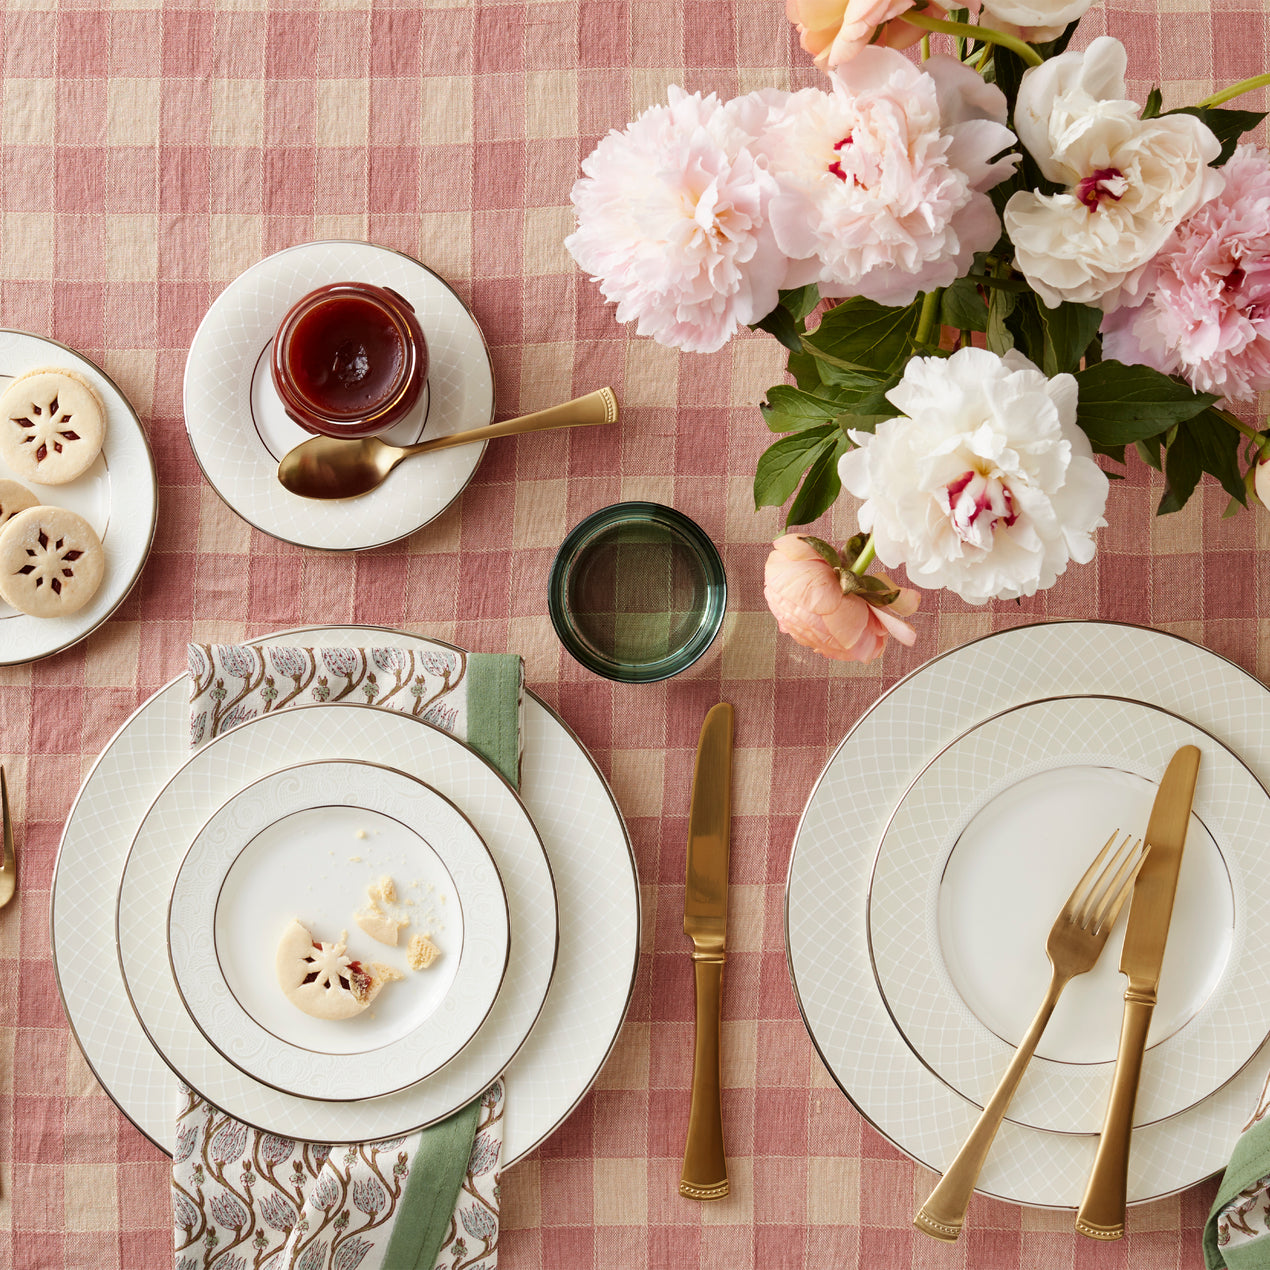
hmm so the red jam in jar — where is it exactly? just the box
[271,282,428,438]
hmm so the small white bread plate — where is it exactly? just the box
[868,695,1270,1136]
[0,330,156,665]
[183,241,493,551]
[168,760,510,1102]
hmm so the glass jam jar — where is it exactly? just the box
[271,282,428,438]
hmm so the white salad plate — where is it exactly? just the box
[120,702,555,1136]
[167,759,511,1103]
[54,626,638,1163]
[787,620,1270,1209]
[868,694,1270,1136]
[0,329,156,665]
[183,242,494,552]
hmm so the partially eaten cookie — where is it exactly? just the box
[275,919,399,1021]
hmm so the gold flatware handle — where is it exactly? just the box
[1075,993,1154,1239]
[915,970,1066,1241]
[0,766,15,909]
[680,950,727,1200]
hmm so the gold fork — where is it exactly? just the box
[0,766,16,908]
[914,830,1147,1242]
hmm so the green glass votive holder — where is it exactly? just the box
[548,503,727,683]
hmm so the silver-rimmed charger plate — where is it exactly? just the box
[123,707,550,1133]
[787,620,1270,1208]
[868,694,1270,1136]
[52,625,638,1163]
[0,330,156,665]
[166,759,513,1103]
[183,242,494,552]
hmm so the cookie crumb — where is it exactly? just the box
[408,933,441,971]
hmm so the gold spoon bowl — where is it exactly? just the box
[277,387,619,500]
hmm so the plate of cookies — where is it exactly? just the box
[0,330,156,665]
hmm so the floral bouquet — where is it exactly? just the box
[564,0,1270,662]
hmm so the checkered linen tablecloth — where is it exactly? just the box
[0,0,1266,1266]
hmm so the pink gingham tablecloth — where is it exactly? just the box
[1,1,1267,1266]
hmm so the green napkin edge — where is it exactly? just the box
[379,1096,481,1269]
[1205,1122,1270,1269]
[465,653,522,789]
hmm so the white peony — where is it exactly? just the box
[1003,37,1223,312]
[838,347,1109,604]
[565,87,788,354]
[754,48,1017,306]
[980,0,1092,44]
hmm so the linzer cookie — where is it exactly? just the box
[0,369,105,485]
[0,479,37,527]
[0,505,105,617]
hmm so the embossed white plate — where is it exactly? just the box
[0,330,156,665]
[183,242,494,551]
[120,703,553,1135]
[53,626,638,1161]
[787,621,1270,1208]
[167,760,511,1102]
[868,695,1270,1136]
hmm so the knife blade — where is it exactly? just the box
[1075,744,1201,1239]
[680,701,733,1201]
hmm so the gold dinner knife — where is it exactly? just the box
[680,702,734,1201]
[1075,744,1201,1239]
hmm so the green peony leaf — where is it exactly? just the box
[802,295,924,375]
[1166,105,1267,166]
[1039,300,1103,377]
[1074,360,1217,444]
[761,385,853,432]
[940,276,989,333]
[786,435,848,526]
[797,535,843,568]
[1182,409,1247,505]
[1159,424,1202,514]
[753,427,836,510]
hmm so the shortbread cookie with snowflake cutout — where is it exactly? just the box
[0,479,37,527]
[0,369,105,485]
[275,919,398,1021]
[0,505,105,617]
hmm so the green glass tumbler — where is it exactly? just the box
[548,503,727,683]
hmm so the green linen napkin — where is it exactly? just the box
[174,641,519,1270]
[1206,1088,1270,1269]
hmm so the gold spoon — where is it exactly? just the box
[0,766,16,909]
[277,387,619,500]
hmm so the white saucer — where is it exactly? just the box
[167,759,511,1102]
[183,241,494,551]
[0,330,156,665]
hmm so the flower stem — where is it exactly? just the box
[915,289,942,347]
[902,13,1043,67]
[1216,407,1270,453]
[921,33,931,60]
[850,535,876,576]
[1197,72,1270,109]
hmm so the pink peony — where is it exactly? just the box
[764,535,919,663]
[786,0,940,74]
[1101,145,1270,402]
[565,88,787,354]
[754,49,1017,306]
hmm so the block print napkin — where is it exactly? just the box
[1206,1073,1270,1268]
[174,641,522,1270]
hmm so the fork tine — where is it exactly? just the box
[1088,838,1147,933]
[1067,830,1120,921]
[1076,833,1137,924]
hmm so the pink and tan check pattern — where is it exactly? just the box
[0,1,1266,1266]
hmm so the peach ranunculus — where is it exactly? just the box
[786,0,943,74]
[764,534,919,663]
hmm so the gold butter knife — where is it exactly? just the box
[680,702,733,1201]
[1075,744,1201,1239]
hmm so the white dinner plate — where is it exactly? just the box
[166,760,512,1102]
[0,330,156,665]
[53,626,638,1163]
[183,242,494,551]
[787,620,1270,1208]
[868,694,1270,1135]
[120,702,555,1137]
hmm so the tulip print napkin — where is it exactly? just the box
[1205,1074,1270,1268]
[174,640,522,1270]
